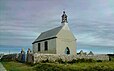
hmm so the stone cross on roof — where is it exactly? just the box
[61,11,68,23]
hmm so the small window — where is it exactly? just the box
[38,43,40,51]
[44,41,48,51]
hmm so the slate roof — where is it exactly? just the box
[33,26,62,44]
[88,51,94,55]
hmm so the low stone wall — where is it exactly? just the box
[33,54,76,63]
[76,54,109,60]
[1,54,18,61]
[33,53,109,63]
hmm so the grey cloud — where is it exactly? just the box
[0,0,114,54]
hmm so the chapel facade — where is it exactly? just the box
[32,11,76,55]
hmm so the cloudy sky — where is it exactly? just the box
[0,0,114,54]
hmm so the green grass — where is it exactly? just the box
[34,62,114,71]
[111,57,114,61]
[2,61,35,71]
[1,61,114,71]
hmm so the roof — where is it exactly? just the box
[32,23,76,44]
[33,26,62,44]
[88,51,94,55]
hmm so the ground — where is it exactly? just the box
[0,62,7,71]
[1,61,34,71]
[1,61,114,71]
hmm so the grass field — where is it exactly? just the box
[1,61,114,71]
[2,61,34,71]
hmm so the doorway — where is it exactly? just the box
[65,47,70,54]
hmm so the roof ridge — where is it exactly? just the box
[41,26,62,34]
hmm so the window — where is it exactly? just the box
[38,43,40,51]
[44,41,48,51]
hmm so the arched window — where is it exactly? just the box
[44,41,48,51]
[65,47,70,54]
[38,43,40,51]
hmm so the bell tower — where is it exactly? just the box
[61,11,68,23]
[61,11,70,30]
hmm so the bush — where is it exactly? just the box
[40,58,97,64]
[86,59,96,63]
[92,66,114,71]
[110,57,114,61]
[76,58,96,63]
[34,63,65,71]
[26,62,35,66]
[55,58,65,63]
[34,63,114,71]
[97,60,102,62]
[68,59,77,64]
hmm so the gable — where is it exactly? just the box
[57,25,76,40]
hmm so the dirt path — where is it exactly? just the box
[0,62,7,71]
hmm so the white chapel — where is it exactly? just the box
[32,11,77,55]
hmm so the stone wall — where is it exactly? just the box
[33,53,109,63]
[1,54,18,61]
[76,54,109,60]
